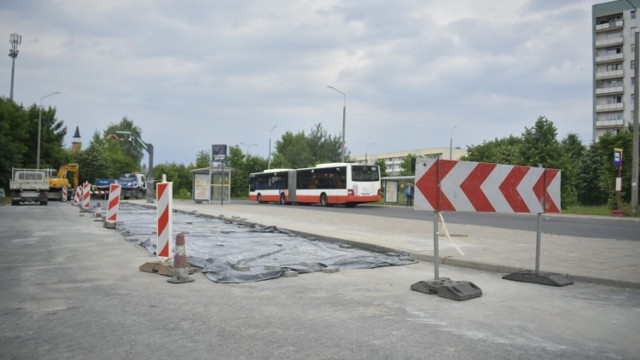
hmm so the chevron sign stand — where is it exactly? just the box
[411,158,570,301]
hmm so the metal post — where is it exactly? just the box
[146,143,154,204]
[535,213,542,274]
[268,125,276,169]
[37,91,60,170]
[434,211,440,280]
[632,30,639,214]
[341,104,346,162]
[327,85,346,162]
[9,33,21,101]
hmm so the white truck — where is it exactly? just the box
[117,173,147,199]
[10,168,50,206]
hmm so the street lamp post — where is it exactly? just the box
[268,125,277,169]
[365,142,375,164]
[239,142,257,155]
[449,125,457,160]
[9,33,21,101]
[37,91,60,170]
[327,85,346,162]
[626,1,639,215]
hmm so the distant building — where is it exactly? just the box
[592,0,639,140]
[351,147,467,176]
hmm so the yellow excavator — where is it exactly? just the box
[48,163,79,200]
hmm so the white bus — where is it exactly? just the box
[249,163,382,207]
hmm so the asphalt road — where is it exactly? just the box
[232,200,640,241]
[1,202,639,359]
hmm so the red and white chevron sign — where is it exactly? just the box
[414,159,561,214]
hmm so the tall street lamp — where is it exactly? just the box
[239,142,257,155]
[365,142,375,164]
[9,33,21,101]
[268,125,277,169]
[37,91,60,170]
[327,85,346,162]
[626,0,639,214]
[449,125,457,160]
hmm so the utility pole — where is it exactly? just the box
[9,33,21,101]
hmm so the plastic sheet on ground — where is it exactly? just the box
[114,203,416,283]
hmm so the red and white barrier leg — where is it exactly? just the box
[156,180,173,260]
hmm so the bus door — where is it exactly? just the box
[287,170,297,202]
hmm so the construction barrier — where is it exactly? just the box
[81,182,91,211]
[72,186,81,206]
[156,180,173,259]
[168,233,194,284]
[62,186,68,202]
[105,183,121,225]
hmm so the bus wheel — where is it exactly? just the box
[346,203,356,208]
[257,194,263,203]
[320,193,328,207]
[279,194,286,205]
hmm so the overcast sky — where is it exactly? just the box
[1,0,596,166]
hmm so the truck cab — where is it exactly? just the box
[117,173,147,199]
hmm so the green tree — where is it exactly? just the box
[519,116,561,168]
[0,98,68,191]
[558,133,586,208]
[272,131,313,169]
[272,123,344,169]
[194,150,211,168]
[101,118,145,176]
[154,162,192,198]
[399,153,416,176]
[76,141,112,184]
[375,158,388,177]
[462,136,523,164]
[307,123,343,163]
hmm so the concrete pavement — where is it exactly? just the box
[152,200,640,288]
[2,201,640,359]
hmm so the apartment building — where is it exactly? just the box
[593,0,640,140]
[351,147,467,176]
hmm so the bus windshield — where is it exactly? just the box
[351,165,380,182]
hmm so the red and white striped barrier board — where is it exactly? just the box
[73,186,81,205]
[62,186,68,202]
[156,181,173,259]
[415,159,561,214]
[106,184,121,223]
[82,182,91,210]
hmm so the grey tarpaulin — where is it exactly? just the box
[116,203,416,283]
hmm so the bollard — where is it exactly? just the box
[168,233,194,284]
[81,182,91,211]
[105,184,121,227]
[95,202,102,218]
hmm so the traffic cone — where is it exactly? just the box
[168,233,194,284]
[95,202,102,218]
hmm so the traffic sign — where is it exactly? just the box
[414,159,561,214]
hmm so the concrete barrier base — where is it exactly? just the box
[503,270,573,287]
[411,278,482,301]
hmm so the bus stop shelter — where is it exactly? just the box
[381,175,414,205]
[191,166,233,204]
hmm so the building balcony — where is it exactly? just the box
[595,37,624,48]
[595,86,624,95]
[595,103,624,112]
[595,69,624,80]
[595,119,625,128]
[595,53,624,63]
[596,20,624,32]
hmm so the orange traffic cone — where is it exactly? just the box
[168,233,194,284]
